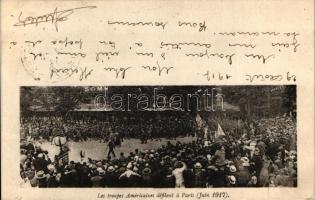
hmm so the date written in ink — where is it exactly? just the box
[245,72,296,83]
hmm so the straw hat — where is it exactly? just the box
[107,166,115,172]
[142,168,152,175]
[228,175,236,184]
[229,165,237,173]
[194,162,202,169]
[35,170,47,180]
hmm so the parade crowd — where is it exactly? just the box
[20,114,195,143]
[20,114,297,188]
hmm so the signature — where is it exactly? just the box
[13,6,96,32]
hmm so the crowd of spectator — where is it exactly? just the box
[20,114,297,188]
[20,114,195,142]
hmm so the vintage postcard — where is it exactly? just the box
[1,1,314,200]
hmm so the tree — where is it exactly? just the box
[52,87,85,117]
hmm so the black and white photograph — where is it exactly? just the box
[19,85,297,188]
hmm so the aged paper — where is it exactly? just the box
[1,0,314,200]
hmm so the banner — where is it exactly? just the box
[215,123,225,138]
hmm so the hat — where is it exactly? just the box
[228,175,236,184]
[99,169,106,175]
[142,168,151,175]
[107,166,115,172]
[207,165,218,171]
[194,162,202,169]
[47,164,55,172]
[229,165,237,173]
[241,157,250,167]
[96,161,103,168]
[35,170,47,179]
[37,153,44,159]
[91,164,97,170]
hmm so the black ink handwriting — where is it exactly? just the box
[108,20,167,30]
[50,66,79,79]
[218,32,259,36]
[51,37,83,49]
[99,41,116,49]
[79,67,93,81]
[14,6,96,32]
[178,21,206,32]
[96,51,119,61]
[271,42,300,52]
[57,51,86,58]
[203,71,232,81]
[25,40,42,47]
[141,61,173,76]
[244,54,275,64]
[104,66,131,79]
[29,52,42,60]
[245,74,283,82]
[261,32,280,36]
[161,42,211,49]
[228,43,256,48]
[136,52,154,57]
[185,49,235,65]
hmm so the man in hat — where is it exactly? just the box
[104,166,119,187]
[36,170,48,188]
[226,175,237,187]
[46,164,59,187]
[211,161,227,187]
[141,168,152,187]
[192,162,206,187]
[236,158,251,187]
[91,167,105,187]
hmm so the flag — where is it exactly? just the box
[195,113,204,138]
[204,125,208,139]
[195,113,204,127]
[215,123,225,138]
